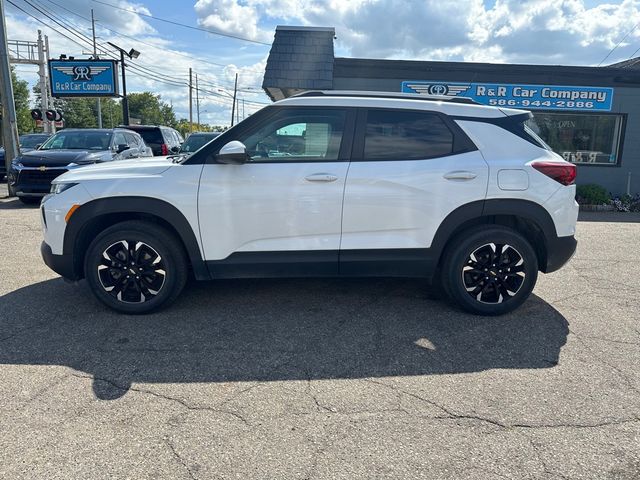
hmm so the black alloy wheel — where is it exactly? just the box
[85,221,188,314]
[442,226,538,316]
[462,243,526,304]
[97,240,167,304]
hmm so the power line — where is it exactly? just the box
[91,0,271,46]
[6,0,94,51]
[7,0,269,116]
[19,0,101,53]
[598,21,640,66]
[24,0,202,89]
[42,0,266,73]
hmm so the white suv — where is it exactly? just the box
[40,91,578,315]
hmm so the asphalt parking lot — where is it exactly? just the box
[0,183,638,480]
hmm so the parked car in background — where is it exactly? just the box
[9,128,152,204]
[19,133,51,152]
[120,125,183,156]
[179,132,220,155]
[0,147,5,180]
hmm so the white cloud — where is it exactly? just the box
[191,0,640,66]
[5,0,270,126]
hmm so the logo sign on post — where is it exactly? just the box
[48,59,119,97]
[402,81,614,111]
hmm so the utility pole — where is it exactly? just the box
[107,42,139,126]
[188,67,193,133]
[36,30,50,133]
[230,72,238,127]
[0,0,20,196]
[44,34,54,133]
[119,48,129,125]
[195,73,200,127]
[91,9,102,128]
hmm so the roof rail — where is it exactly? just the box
[292,90,480,105]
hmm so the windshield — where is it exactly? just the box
[179,133,219,153]
[40,131,113,150]
[20,135,49,148]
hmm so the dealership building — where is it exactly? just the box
[262,26,640,195]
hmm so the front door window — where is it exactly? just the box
[239,109,347,162]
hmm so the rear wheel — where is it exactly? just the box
[84,221,188,314]
[441,226,538,316]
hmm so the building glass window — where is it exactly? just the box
[527,113,623,166]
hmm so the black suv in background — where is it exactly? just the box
[120,125,183,156]
[9,128,151,204]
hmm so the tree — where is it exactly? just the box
[160,103,176,127]
[98,98,123,128]
[127,92,176,126]
[174,118,227,137]
[58,98,97,129]
[32,85,123,129]
[10,68,32,134]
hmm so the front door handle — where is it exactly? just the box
[305,173,338,182]
[444,170,478,181]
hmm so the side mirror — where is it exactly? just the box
[216,141,249,165]
[170,145,180,153]
[116,143,130,153]
[34,144,42,150]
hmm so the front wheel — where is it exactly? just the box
[441,226,538,316]
[84,221,188,314]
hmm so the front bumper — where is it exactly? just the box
[543,235,577,273]
[41,241,78,280]
[11,166,68,196]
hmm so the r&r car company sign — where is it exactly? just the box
[402,81,614,111]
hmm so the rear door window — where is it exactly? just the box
[137,129,163,145]
[363,110,454,160]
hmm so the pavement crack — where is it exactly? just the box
[363,378,640,430]
[570,330,640,395]
[164,437,197,480]
[70,373,250,425]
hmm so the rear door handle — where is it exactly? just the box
[305,173,338,182]
[444,170,478,181]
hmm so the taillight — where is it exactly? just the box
[531,161,576,186]
[161,143,169,155]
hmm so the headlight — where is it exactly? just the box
[11,157,22,167]
[50,182,78,195]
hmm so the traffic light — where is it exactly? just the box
[44,110,63,122]
[30,109,42,121]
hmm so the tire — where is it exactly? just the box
[18,196,41,205]
[84,220,188,314]
[441,225,538,316]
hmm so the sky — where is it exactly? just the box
[6,0,640,126]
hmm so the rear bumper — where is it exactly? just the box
[41,241,78,280]
[543,235,577,273]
